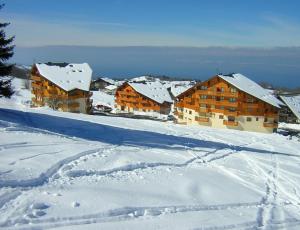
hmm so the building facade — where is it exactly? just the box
[174,74,283,133]
[31,63,93,114]
[115,81,172,116]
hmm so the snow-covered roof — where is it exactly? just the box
[91,90,115,108]
[128,81,172,104]
[100,77,116,85]
[218,73,283,108]
[171,85,193,97]
[130,76,154,82]
[105,85,117,91]
[35,63,92,92]
[280,95,300,120]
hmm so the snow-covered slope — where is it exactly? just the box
[1,80,300,229]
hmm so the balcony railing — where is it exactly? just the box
[264,113,278,118]
[197,90,238,97]
[196,117,209,122]
[224,110,239,116]
[223,120,238,126]
[199,107,210,113]
[31,82,43,90]
[263,122,278,128]
[31,75,42,81]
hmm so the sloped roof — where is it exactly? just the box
[128,81,173,104]
[35,63,92,92]
[280,95,300,120]
[171,85,193,97]
[218,73,283,108]
[100,77,116,85]
[105,84,117,90]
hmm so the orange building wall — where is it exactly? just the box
[115,83,171,114]
[175,76,279,129]
[31,65,93,113]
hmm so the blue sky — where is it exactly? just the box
[3,0,300,47]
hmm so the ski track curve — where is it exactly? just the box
[0,147,107,188]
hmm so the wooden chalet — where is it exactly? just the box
[31,62,93,114]
[115,81,172,116]
[175,73,283,133]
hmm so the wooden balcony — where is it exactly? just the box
[214,100,238,107]
[198,98,215,104]
[31,75,42,81]
[196,117,209,122]
[224,110,239,116]
[199,107,210,113]
[118,91,136,97]
[263,122,278,128]
[242,103,260,109]
[223,120,238,126]
[31,82,43,90]
[264,113,278,118]
[197,90,238,98]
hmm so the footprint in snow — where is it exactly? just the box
[30,202,50,210]
[72,201,80,208]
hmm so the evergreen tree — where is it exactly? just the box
[0,3,15,97]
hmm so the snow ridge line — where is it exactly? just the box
[0,147,106,188]
[0,202,261,229]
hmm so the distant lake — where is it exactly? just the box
[12,46,300,88]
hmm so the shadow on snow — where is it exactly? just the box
[0,108,296,158]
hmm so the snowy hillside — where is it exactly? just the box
[1,80,300,229]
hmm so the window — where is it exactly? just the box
[220,106,224,110]
[256,117,259,121]
[230,87,237,93]
[220,96,224,101]
[247,97,255,103]
[247,108,253,112]
[229,98,236,102]
[200,104,206,108]
[212,96,216,99]
[247,117,252,122]
[221,87,224,92]
[189,110,192,115]
[200,95,207,99]
[219,115,224,119]
[229,107,236,111]
[228,116,235,122]
[264,118,268,122]
[200,85,207,90]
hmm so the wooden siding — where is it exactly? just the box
[115,83,171,114]
[175,75,279,128]
[30,65,93,114]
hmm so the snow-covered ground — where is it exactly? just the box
[1,79,300,229]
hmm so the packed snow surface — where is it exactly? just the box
[1,80,300,229]
[36,63,92,92]
[218,73,283,108]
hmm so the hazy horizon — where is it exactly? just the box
[12,45,300,88]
